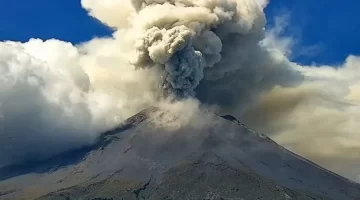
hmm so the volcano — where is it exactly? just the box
[1,107,360,200]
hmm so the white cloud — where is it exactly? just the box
[262,14,294,56]
[243,29,360,181]
[0,38,159,167]
[255,0,269,9]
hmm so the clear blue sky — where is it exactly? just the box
[1,0,359,65]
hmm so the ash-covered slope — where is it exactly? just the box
[1,107,360,200]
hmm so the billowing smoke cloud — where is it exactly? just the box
[81,0,283,101]
[242,55,360,181]
[1,0,360,183]
[0,38,157,167]
[122,0,267,98]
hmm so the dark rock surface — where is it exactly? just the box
[1,107,360,200]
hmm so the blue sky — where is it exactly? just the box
[265,0,360,65]
[1,0,359,65]
[0,0,112,43]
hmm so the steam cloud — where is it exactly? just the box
[1,0,360,182]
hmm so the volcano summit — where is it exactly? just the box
[1,107,360,200]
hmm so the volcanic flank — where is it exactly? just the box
[1,107,360,200]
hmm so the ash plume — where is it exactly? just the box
[124,0,266,98]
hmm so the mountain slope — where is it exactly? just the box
[1,107,360,200]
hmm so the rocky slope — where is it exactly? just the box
[1,107,360,200]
